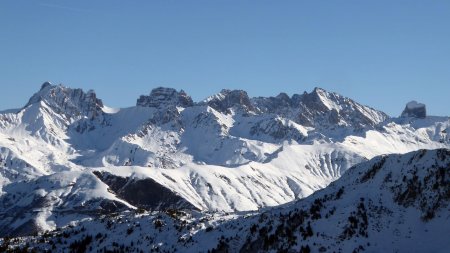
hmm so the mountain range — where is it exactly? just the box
[0,83,449,252]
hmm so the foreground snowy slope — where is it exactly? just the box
[3,149,449,252]
[0,83,449,236]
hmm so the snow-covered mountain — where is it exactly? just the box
[3,148,449,252]
[0,83,449,237]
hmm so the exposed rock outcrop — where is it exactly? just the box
[401,100,426,118]
[25,82,104,120]
[205,89,255,113]
[137,87,193,108]
[93,171,198,211]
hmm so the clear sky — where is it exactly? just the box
[1,0,449,116]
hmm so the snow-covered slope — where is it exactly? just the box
[0,83,449,237]
[4,149,449,252]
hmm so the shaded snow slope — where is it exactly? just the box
[4,149,449,252]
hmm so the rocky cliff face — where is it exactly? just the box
[25,82,104,121]
[203,89,255,113]
[401,100,427,118]
[93,171,198,211]
[136,87,193,108]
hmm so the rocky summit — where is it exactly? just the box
[136,87,194,108]
[401,100,427,118]
[26,82,104,120]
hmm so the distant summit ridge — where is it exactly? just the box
[133,86,389,131]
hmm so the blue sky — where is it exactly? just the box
[1,0,449,116]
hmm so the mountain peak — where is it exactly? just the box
[25,83,104,120]
[294,87,389,129]
[312,86,327,93]
[205,89,255,113]
[301,87,336,112]
[136,87,194,108]
[310,87,335,100]
[401,100,426,118]
[275,92,290,101]
[40,81,52,91]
